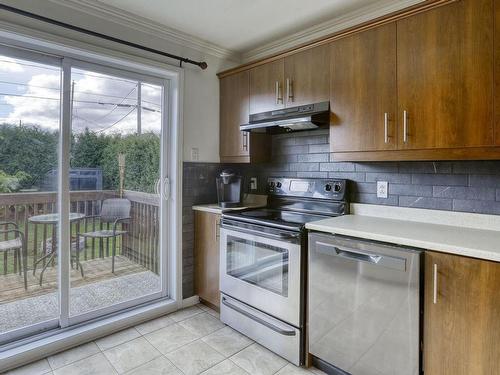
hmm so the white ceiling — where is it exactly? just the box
[95,0,419,54]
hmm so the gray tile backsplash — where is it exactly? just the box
[181,128,500,297]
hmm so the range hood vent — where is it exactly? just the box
[240,102,330,133]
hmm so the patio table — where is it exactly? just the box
[29,212,85,285]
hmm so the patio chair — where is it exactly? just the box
[77,198,131,273]
[0,222,27,289]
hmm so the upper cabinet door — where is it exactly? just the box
[397,0,494,150]
[330,23,397,152]
[220,71,249,158]
[283,45,330,107]
[249,58,284,114]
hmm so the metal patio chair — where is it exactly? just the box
[0,221,27,289]
[77,198,131,273]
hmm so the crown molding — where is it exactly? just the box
[241,0,424,63]
[45,0,242,62]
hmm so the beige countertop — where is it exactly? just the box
[192,194,267,214]
[306,214,500,262]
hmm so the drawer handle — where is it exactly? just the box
[222,297,296,336]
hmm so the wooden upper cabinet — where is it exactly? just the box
[220,71,249,158]
[249,59,284,114]
[424,251,500,375]
[397,0,494,150]
[283,45,330,107]
[330,23,397,152]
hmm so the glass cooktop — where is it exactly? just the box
[224,208,331,229]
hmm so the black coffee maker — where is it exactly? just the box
[216,170,243,208]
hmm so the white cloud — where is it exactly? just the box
[0,57,24,73]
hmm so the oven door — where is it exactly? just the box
[220,223,302,327]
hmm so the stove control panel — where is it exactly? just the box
[267,178,347,200]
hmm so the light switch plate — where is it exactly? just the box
[377,181,388,198]
[190,147,199,161]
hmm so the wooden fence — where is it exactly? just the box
[0,190,160,276]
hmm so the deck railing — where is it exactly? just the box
[0,190,160,276]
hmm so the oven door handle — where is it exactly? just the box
[221,223,300,241]
[222,296,296,336]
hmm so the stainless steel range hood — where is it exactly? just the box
[240,102,330,133]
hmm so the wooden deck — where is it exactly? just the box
[0,256,148,305]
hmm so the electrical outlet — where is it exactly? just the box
[190,147,199,161]
[250,177,258,190]
[377,181,388,198]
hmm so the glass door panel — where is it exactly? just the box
[68,65,164,319]
[0,52,61,341]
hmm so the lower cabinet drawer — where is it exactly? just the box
[220,294,303,366]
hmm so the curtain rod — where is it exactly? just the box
[0,3,208,70]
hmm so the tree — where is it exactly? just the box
[0,123,57,188]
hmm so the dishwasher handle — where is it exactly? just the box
[315,241,407,272]
[336,248,382,264]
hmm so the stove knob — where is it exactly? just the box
[276,182,282,188]
[334,183,342,192]
[269,181,275,188]
[324,184,332,192]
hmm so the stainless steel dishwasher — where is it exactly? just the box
[308,233,422,375]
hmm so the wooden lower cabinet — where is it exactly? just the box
[424,251,500,375]
[194,211,221,309]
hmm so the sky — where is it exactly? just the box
[0,55,163,135]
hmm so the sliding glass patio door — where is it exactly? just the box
[66,61,167,324]
[0,45,171,344]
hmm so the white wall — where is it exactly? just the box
[0,0,236,162]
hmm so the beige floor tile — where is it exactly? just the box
[309,367,328,375]
[6,359,52,375]
[166,340,224,375]
[201,326,252,357]
[200,359,249,375]
[95,327,141,351]
[167,306,203,322]
[134,315,175,335]
[52,353,117,375]
[144,323,200,355]
[124,356,182,375]
[178,313,225,337]
[103,337,161,374]
[198,305,220,319]
[230,343,288,375]
[275,363,315,374]
[47,342,100,370]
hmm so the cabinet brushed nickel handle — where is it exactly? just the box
[403,110,408,143]
[433,263,438,304]
[384,112,389,144]
[215,218,220,240]
[275,81,283,104]
[242,132,248,151]
[286,78,293,103]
